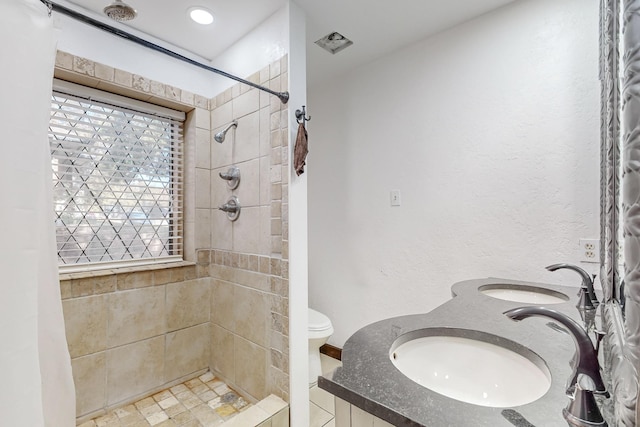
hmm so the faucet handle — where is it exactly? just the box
[563,374,608,426]
[577,288,597,310]
[576,374,597,392]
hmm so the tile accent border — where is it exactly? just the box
[54,51,209,111]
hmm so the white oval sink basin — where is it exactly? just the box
[390,334,551,407]
[480,285,569,304]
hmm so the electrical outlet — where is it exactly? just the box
[579,239,600,263]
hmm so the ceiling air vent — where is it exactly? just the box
[315,32,353,54]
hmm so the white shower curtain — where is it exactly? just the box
[0,0,76,426]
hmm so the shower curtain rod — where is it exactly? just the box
[40,0,290,104]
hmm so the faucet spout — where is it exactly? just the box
[546,263,599,309]
[504,306,609,398]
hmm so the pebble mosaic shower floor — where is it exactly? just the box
[78,372,251,427]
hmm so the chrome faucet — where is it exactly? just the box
[504,306,608,398]
[546,263,599,310]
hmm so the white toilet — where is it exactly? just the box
[308,308,334,386]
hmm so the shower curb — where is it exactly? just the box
[222,394,289,426]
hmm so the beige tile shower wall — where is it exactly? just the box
[206,56,290,403]
[60,264,211,420]
[55,51,291,419]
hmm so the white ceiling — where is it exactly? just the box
[298,0,517,86]
[62,0,517,86]
[63,0,286,61]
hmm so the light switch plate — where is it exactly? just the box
[390,190,401,206]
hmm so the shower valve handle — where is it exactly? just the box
[219,203,238,213]
[219,171,236,180]
[218,196,241,221]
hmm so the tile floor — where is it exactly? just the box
[78,372,252,427]
[78,355,342,427]
[309,354,343,427]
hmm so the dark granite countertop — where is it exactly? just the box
[318,278,610,427]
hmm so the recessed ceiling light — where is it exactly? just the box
[188,7,214,25]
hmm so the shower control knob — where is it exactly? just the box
[218,167,240,189]
[218,196,240,222]
[219,203,238,213]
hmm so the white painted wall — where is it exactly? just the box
[308,0,600,347]
[288,4,309,426]
[54,3,288,98]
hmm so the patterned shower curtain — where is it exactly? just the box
[0,0,76,425]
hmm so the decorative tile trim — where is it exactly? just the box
[54,50,207,111]
[203,249,276,274]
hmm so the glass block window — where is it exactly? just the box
[48,80,184,269]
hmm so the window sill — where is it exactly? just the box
[59,261,200,300]
[59,260,195,281]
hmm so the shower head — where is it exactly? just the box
[103,0,137,22]
[214,121,238,143]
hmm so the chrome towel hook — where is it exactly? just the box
[295,105,311,124]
